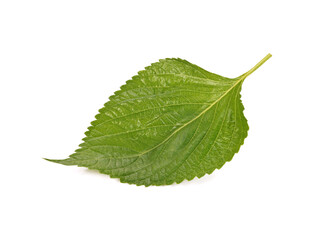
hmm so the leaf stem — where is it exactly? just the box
[241,53,272,80]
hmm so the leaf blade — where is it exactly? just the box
[46,55,271,186]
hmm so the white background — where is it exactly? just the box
[1,0,314,239]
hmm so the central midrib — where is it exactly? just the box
[88,54,271,159]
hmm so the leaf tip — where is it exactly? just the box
[43,158,74,166]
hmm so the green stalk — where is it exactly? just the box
[241,53,272,80]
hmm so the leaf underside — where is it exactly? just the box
[46,55,271,186]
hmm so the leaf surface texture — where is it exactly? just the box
[46,54,271,186]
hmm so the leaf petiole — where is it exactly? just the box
[241,53,272,80]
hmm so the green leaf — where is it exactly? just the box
[45,54,271,186]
